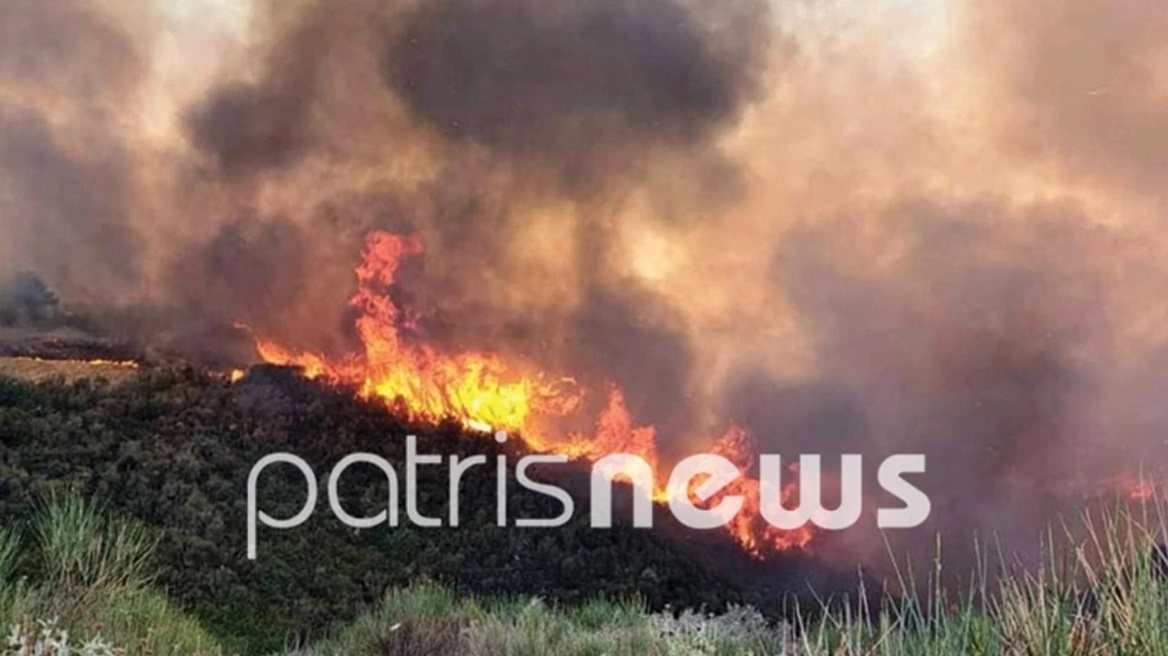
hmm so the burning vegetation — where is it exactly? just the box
[252,230,817,554]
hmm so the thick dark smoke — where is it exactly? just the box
[186,10,338,177]
[188,79,314,177]
[566,283,697,451]
[188,0,770,183]
[384,0,768,160]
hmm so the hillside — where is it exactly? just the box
[0,365,853,652]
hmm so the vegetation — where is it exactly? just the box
[0,497,223,655]
[5,368,1168,655]
[298,504,1168,656]
[296,583,785,656]
[792,505,1168,655]
[0,368,757,652]
[0,358,139,385]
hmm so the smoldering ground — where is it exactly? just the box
[5,0,1168,582]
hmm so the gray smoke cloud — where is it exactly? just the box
[0,0,145,301]
[0,108,140,299]
[383,0,768,164]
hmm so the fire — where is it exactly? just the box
[253,231,815,555]
[1086,474,1162,504]
[709,428,817,554]
[84,359,139,369]
[1118,475,1158,502]
[1129,481,1156,502]
[16,357,139,369]
[257,232,579,436]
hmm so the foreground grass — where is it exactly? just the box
[0,497,224,655]
[295,583,784,656]
[293,501,1168,656]
[6,496,1168,655]
[795,502,1168,655]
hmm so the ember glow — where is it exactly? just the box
[85,359,140,369]
[12,357,139,369]
[254,231,816,554]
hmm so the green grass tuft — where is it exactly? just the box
[1,496,225,655]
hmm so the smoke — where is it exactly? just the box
[0,108,141,300]
[758,200,1117,569]
[0,0,147,301]
[186,3,335,177]
[173,0,776,406]
[7,0,1168,579]
[968,0,1168,196]
[383,0,768,167]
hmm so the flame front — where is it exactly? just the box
[254,231,815,555]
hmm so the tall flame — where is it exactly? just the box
[254,231,815,555]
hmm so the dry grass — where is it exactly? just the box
[0,357,139,384]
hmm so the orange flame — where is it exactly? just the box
[253,231,815,555]
[84,359,139,369]
[1119,476,1157,502]
[707,428,817,554]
